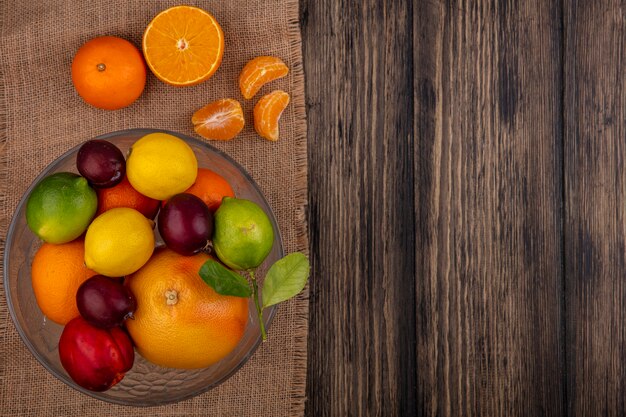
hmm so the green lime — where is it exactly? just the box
[212,197,274,270]
[26,172,97,244]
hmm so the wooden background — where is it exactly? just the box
[302,0,625,415]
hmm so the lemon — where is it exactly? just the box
[126,132,198,200]
[212,197,274,270]
[84,208,155,277]
[26,172,97,244]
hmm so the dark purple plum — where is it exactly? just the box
[159,193,213,256]
[76,140,125,188]
[76,275,137,328]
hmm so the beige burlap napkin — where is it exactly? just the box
[0,1,308,415]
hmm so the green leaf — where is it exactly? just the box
[262,253,310,308]
[199,259,252,298]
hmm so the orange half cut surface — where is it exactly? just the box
[142,6,224,86]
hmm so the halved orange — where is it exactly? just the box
[192,99,245,141]
[142,6,224,87]
[239,56,289,99]
[253,90,290,141]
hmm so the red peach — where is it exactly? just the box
[59,317,134,391]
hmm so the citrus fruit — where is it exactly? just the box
[142,6,224,86]
[96,176,160,219]
[239,56,289,100]
[71,36,146,110]
[125,248,248,369]
[26,172,97,244]
[179,168,235,212]
[192,99,245,141]
[31,240,98,325]
[84,208,155,277]
[126,132,198,200]
[212,197,274,270]
[253,90,290,141]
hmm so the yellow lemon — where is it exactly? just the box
[126,132,198,200]
[85,208,155,277]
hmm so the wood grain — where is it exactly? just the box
[413,1,564,415]
[564,1,626,416]
[303,0,626,415]
[301,0,416,415]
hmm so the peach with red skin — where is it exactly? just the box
[59,317,134,392]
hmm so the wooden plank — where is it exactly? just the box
[414,1,564,415]
[564,1,626,416]
[301,0,417,415]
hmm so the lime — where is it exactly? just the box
[212,197,274,270]
[126,132,198,200]
[26,172,97,244]
[84,207,155,277]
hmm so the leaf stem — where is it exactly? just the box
[250,270,267,341]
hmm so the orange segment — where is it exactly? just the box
[142,6,224,86]
[254,90,290,141]
[192,99,245,141]
[239,56,289,99]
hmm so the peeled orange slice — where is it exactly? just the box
[192,99,245,141]
[253,90,290,141]
[239,56,289,99]
[142,6,224,86]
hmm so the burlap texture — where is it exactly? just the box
[0,1,308,415]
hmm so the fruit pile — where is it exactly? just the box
[23,5,309,394]
[26,131,302,392]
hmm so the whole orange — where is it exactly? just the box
[125,248,249,369]
[71,36,146,110]
[31,240,98,325]
[178,168,235,212]
[97,176,160,219]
